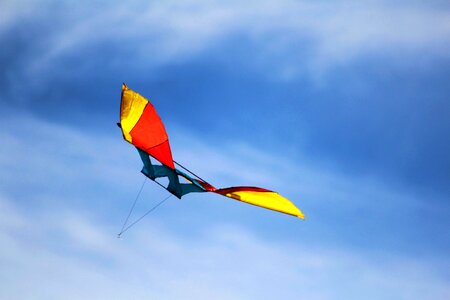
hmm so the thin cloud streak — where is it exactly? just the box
[0,192,449,300]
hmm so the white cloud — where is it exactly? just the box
[2,0,449,81]
[0,193,449,300]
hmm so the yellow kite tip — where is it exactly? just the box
[122,83,128,91]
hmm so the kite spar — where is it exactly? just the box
[118,84,304,219]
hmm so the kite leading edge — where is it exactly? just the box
[118,84,304,219]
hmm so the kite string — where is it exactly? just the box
[118,177,147,236]
[118,194,172,237]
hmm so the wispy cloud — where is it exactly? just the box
[1,0,449,82]
[0,192,449,300]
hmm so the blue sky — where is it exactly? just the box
[1,1,449,299]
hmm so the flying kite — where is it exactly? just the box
[118,84,304,219]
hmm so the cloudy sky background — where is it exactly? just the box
[1,0,449,299]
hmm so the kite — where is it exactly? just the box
[118,84,304,219]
